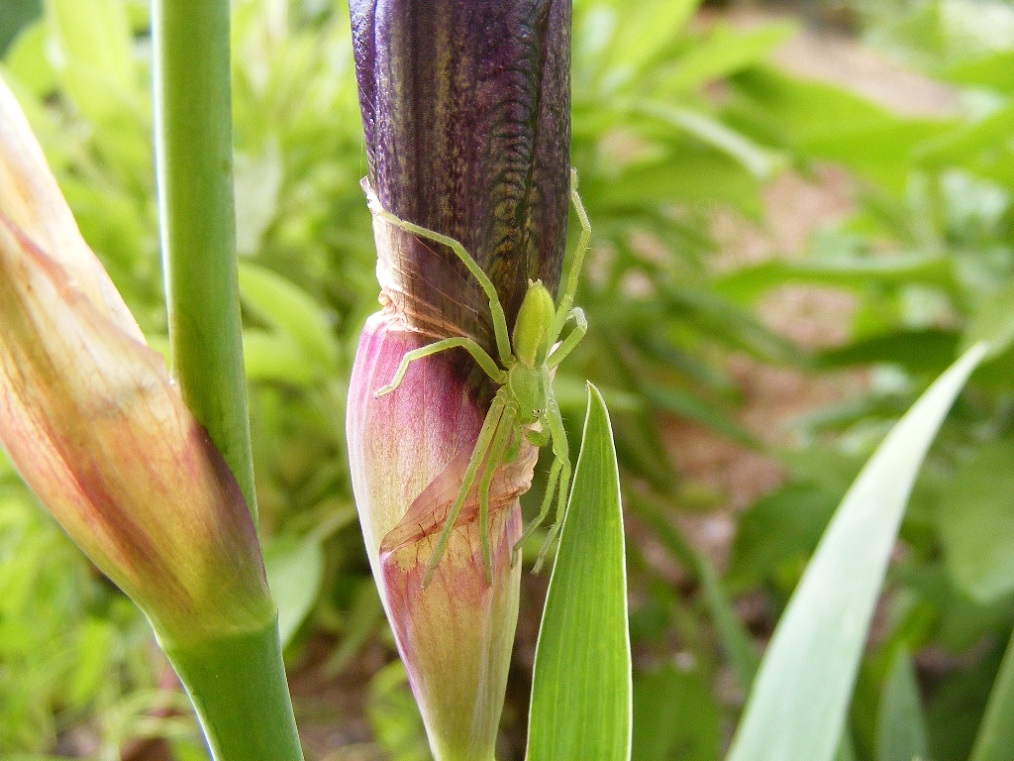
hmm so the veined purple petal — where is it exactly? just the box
[350,0,571,360]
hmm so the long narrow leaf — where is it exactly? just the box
[725,343,987,761]
[969,628,1014,761]
[634,494,759,690]
[526,384,631,761]
[876,650,929,761]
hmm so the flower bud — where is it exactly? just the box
[0,75,273,647]
[346,1,571,756]
[348,312,537,759]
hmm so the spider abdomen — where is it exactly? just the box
[512,281,556,368]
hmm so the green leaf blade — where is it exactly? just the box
[726,343,987,761]
[877,650,929,761]
[969,630,1014,761]
[526,383,631,761]
[937,441,1014,602]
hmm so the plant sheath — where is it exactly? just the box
[162,622,304,761]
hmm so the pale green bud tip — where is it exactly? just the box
[513,280,556,367]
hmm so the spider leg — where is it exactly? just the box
[375,336,506,397]
[553,169,591,337]
[476,400,518,584]
[378,210,512,365]
[547,307,587,370]
[532,458,571,574]
[513,456,561,564]
[422,390,508,589]
[532,395,572,574]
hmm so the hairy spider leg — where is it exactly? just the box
[374,336,506,398]
[531,394,572,573]
[377,210,513,366]
[547,307,587,370]
[514,456,561,564]
[553,169,592,338]
[421,390,510,589]
[474,399,520,584]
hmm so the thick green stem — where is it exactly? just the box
[162,621,305,761]
[151,4,302,759]
[152,0,257,519]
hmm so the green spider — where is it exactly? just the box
[375,169,591,588]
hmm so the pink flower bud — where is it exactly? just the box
[0,75,273,647]
[348,312,536,759]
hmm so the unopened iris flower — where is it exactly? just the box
[345,1,571,758]
[0,75,274,649]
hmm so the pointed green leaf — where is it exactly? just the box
[527,384,630,761]
[961,281,1014,358]
[969,630,1014,761]
[876,650,928,761]
[602,0,699,78]
[946,50,1014,92]
[660,22,796,94]
[263,535,324,648]
[628,101,784,180]
[238,261,338,373]
[714,256,956,307]
[937,441,1014,602]
[632,665,720,761]
[47,0,139,126]
[726,343,987,761]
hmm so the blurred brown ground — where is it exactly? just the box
[665,7,956,576]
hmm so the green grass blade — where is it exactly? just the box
[969,628,1014,761]
[725,343,987,761]
[876,650,928,761]
[634,494,759,690]
[526,383,631,761]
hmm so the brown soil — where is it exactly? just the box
[664,11,955,572]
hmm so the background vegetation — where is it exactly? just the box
[2,0,1014,759]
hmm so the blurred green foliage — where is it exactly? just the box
[4,0,1014,759]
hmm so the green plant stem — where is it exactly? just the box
[969,627,1014,761]
[162,620,304,761]
[152,0,257,519]
[151,4,302,759]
